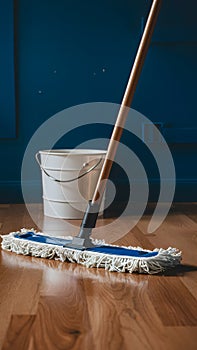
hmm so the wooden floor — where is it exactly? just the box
[0,203,197,350]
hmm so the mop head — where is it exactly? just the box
[1,229,182,274]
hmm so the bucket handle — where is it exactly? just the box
[35,152,103,183]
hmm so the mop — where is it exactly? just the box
[1,0,182,274]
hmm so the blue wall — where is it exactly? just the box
[0,0,197,203]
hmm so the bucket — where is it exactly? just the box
[36,149,106,219]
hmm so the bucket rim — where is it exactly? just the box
[39,149,107,156]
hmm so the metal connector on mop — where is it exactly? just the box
[64,201,100,250]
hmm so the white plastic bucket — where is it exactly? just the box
[36,149,106,219]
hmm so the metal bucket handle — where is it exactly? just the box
[35,152,103,183]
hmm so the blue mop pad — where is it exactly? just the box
[1,229,182,274]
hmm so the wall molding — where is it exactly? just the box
[0,0,16,139]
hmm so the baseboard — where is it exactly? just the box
[0,180,42,203]
[0,178,196,204]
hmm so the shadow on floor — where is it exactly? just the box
[161,264,197,276]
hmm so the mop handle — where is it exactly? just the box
[92,0,162,204]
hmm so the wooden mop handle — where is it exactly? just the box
[92,0,162,204]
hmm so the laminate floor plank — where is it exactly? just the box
[161,327,197,350]
[137,213,197,265]
[114,225,155,250]
[0,266,24,347]
[12,268,42,315]
[30,294,94,350]
[180,272,197,299]
[137,212,197,307]
[147,276,197,326]
[172,203,197,224]
[2,315,36,350]
[0,204,30,235]
[84,275,168,350]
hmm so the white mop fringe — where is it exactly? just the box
[1,229,182,274]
